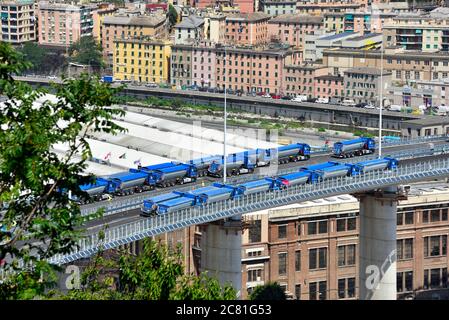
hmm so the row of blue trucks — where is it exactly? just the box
[76,137,375,203]
[141,157,397,216]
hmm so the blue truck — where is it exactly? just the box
[208,154,255,177]
[147,163,197,187]
[101,75,114,83]
[276,171,312,188]
[78,178,110,203]
[141,192,183,216]
[241,148,273,167]
[106,171,151,196]
[156,196,197,215]
[333,137,375,158]
[312,164,353,182]
[276,143,311,164]
[350,157,398,175]
[188,156,221,177]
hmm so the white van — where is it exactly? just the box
[388,105,402,112]
[292,95,308,102]
[316,97,329,104]
[435,105,449,116]
[341,99,356,107]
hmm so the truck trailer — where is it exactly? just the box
[333,137,375,158]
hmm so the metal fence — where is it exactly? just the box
[49,157,449,265]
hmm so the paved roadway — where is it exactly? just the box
[81,140,449,234]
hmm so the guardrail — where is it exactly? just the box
[49,157,449,265]
[80,144,449,218]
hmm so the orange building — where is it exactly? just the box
[225,12,270,46]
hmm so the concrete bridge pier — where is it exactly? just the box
[200,214,242,298]
[357,186,407,300]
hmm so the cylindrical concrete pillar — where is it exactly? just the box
[359,186,398,300]
[200,221,242,298]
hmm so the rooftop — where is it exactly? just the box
[175,15,204,29]
[103,14,166,27]
[226,12,271,22]
[320,32,358,41]
[268,13,323,24]
[345,33,382,42]
[315,74,344,81]
[344,67,392,76]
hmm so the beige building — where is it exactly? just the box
[283,63,329,97]
[0,0,36,44]
[37,1,96,48]
[241,185,449,299]
[343,67,391,105]
[204,13,225,44]
[323,47,449,84]
[383,8,449,52]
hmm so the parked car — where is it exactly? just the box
[270,93,281,99]
[256,91,266,96]
[247,92,257,97]
[48,75,58,80]
[306,97,317,103]
[235,89,243,96]
[355,102,367,108]
[388,104,402,112]
[281,95,291,100]
[364,103,375,109]
[316,97,329,104]
[207,87,218,93]
[145,82,158,88]
[262,93,272,98]
[198,86,208,92]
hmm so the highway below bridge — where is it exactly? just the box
[16,76,424,133]
[81,137,449,234]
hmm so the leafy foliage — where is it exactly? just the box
[0,42,125,299]
[249,282,287,300]
[167,4,178,29]
[18,43,67,76]
[68,36,104,70]
[60,239,237,300]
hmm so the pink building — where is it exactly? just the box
[37,1,95,48]
[216,45,301,94]
[233,0,254,13]
[192,42,217,87]
[314,75,344,99]
[268,14,324,48]
[225,12,270,46]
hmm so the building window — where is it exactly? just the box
[424,268,448,289]
[336,217,357,232]
[309,247,327,270]
[278,252,287,276]
[278,225,287,239]
[397,271,413,292]
[424,235,447,257]
[309,281,327,300]
[248,220,261,243]
[338,277,356,299]
[397,211,414,225]
[295,284,301,300]
[337,244,356,267]
[397,238,413,260]
[247,268,262,282]
[295,250,301,271]
[308,220,328,235]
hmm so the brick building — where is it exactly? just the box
[225,12,270,46]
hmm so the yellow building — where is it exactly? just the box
[113,38,171,84]
[92,5,117,44]
[323,13,345,34]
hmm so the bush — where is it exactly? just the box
[318,127,326,132]
[250,282,287,300]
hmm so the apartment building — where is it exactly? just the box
[174,15,204,45]
[323,47,449,83]
[314,75,344,100]
[0,0,36,44]
[233,0,254,13]
[113,37,171,84]
[267,14,323,49]
[383,8,449,52]
[37,1,95,48]
[204,13,225,43]
[241,185,449,299]
[259,0,296,16]
[342,11,396,33]
[343,67,392,105]
[92,3,117,44]
[171,42,217,88]
[216,44,301,94]
[101,13,167,62]
[323,13,345,33]
[283,63,329,97]
[225,12,270,46]
[296,0,362,15]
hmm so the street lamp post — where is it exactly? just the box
[223,45,227,183]
[378,42,384,158]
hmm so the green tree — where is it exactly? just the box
[61,239,237,300]
[250,282,287,300]
[68,36,104,70]
[19,43,67,76]
[167,4,178,29]
[0,42,125,299]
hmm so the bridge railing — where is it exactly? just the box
[81,144,449,218]
[49,158,449,265]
